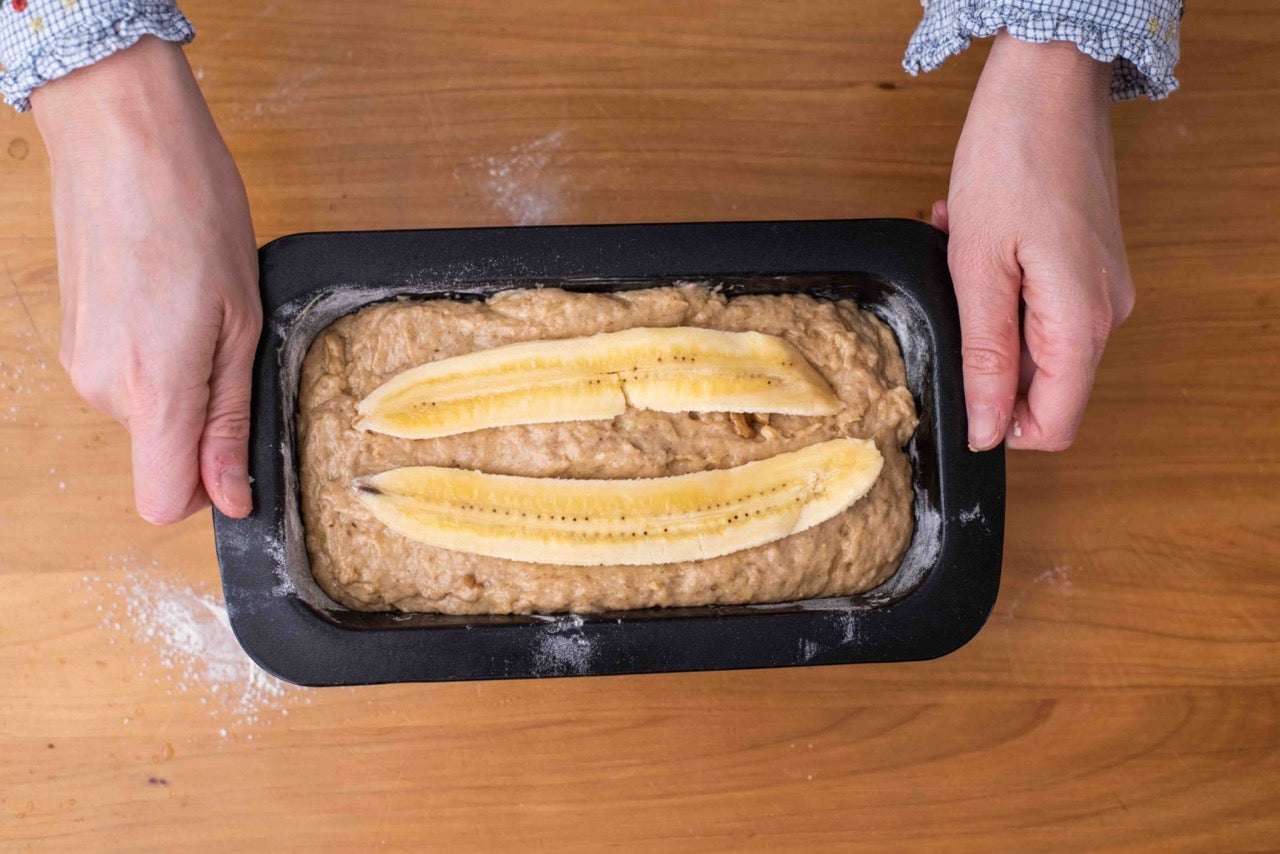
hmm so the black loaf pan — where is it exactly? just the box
[213,219,1004,685]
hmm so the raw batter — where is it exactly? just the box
[298,285,918,614]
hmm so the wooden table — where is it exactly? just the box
[2,1,1277,849]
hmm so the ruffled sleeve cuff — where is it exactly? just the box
[0,0,194,112]
[903,0,1183,101]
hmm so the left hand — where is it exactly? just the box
[936,31,1135,452]
[33,37,261,524]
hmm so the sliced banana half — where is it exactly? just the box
[355,437,883,566]
[355,327,841,440]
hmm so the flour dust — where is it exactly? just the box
[467,129,571,225]
[87,553,312,739]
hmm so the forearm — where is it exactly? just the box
[33,35,209,164]
[0,0,193,112]
[904,0,1183,101]
[973,30,1113,175]
[983,29,1111,107]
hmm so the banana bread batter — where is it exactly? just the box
[298,285,918,614]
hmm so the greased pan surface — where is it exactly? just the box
[213,219,1004,685]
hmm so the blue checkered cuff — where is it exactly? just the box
[0,0,194,112]
[904,0,1183,100]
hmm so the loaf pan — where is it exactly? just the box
[213,219,1004,685]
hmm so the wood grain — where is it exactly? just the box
[1,1,1277,850]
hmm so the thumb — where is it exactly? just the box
[930,199,949,233]
[200,321,258,518]
[948,239,1022,451]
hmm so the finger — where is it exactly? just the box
[179,484,213,519]
[129,380,210,525]
[1018,335,1037,396]
[949,240,1023,451]
[1018,299,1036,395]
[930,200,949,233]
[199,317,259,519]
[1005,295,1107,451]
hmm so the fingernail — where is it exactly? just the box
[219,466,253,516]
[967,404,1003,451]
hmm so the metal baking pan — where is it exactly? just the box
[213,219,1004,685]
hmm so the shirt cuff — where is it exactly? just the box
[903,0,1182,101]
[0,0,195,112]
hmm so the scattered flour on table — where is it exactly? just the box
[86,553,312,738]
[0,321,56,429]
[1037,564,1078,593]
[243,65,324,118]
[1002,564,1081,620]
[467,129,569,225]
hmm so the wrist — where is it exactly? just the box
[32,36,201,162]
[984,30,1111,111]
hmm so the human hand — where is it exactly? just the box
[935,31,1135,451]
[32,36,261,523]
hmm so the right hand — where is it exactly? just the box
[936,32,1134,452]
[32,36,261,524]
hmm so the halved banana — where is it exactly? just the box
[355,437,883,566]
[355,327,841,439]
